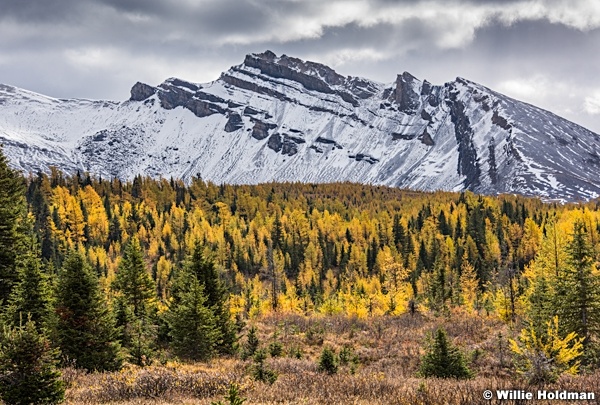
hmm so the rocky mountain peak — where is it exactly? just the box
[4,52,600,201]
[393,71,422,113]
[130,82,156,101]
[242,51,347,96]
[247,50,346,86]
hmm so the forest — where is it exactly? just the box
[1,145,599,404]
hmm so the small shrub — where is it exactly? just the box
[339,345,359,374]
[339,345,353,364]
[251,349,277,384]
[318,347,338,375]
[211,383,246,405]
[268,341,283,357]
[288,344,303,359]
[305,324,324,346]
[419,328,472,379]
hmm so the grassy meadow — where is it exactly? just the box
[62,312,600,405]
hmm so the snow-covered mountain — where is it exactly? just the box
[1,51,599,200]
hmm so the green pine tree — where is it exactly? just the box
[0,318,65,405]
[419,328,473,379]
[318,347,339,375]
[3,253,56,333]
[211,383,246,405]
[112,238,157,366]
[187,243,237,354]
[0,145,28,305]
[113,238,155,317]
[526,271,555,339]
[55,251,122,371]
[251,348,277,384]
[166,273,219,361]
[241,325,259,360]
[557,221,600,364]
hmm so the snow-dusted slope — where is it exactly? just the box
[1,51,599,200]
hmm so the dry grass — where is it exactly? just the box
[62,312,600,405]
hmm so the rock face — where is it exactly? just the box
[2,50,600,201]
[224,112,243,132]
[393,72,421,113]
[251,120,276,140]
[130,82,156,101]
[446,84,481,189]
[244,51,344,94]
[186,99,226,118]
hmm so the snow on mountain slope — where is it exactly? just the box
[1,51,599,201]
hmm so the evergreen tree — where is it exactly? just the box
[318,346,339,375]
[526,270,555,339]
[3,253,55,333]
[419,328,472,379]
[241,325,259,360]
[55,251,122,371]
[113,238,155,317]
[426,257,449,313]
[251,349,277,384]
[557,221,600,363]
[187,243,237,354]
[166,274,219,361]
[0,319,65,405]
[112,238,157,365]
[0,145,27,305]
[211,383,246,405]
[26,174,55,261]
[108,214,122,244]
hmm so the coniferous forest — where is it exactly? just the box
[1,145,600,404]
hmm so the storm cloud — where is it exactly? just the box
[1,0,599,132]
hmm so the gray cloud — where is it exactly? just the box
[0,0,598,132]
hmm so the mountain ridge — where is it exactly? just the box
[1,51,599,201]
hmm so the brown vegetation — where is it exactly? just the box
[63,313,599,405]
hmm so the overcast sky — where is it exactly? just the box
[1,0,599,133]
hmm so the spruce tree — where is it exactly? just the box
[318,347,339,375]
[0,145,27,305]
[112,238,157,365]
[55,251,122,371]
[187,243,237,354]
[251,349,277,384]
[3,253,55,333]
[113,238,155,317]
[557,221,600,364]
[526,271,555,338]
[241,325,259,360]
[0,319,65,405]
[419,328,472,379]
[166,274,219,361]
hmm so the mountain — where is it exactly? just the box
[1,50,599,200]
